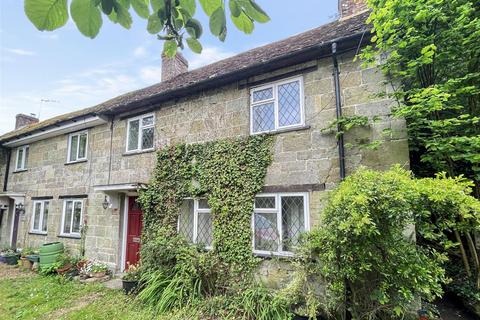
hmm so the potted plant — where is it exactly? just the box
[20,247,35,270]
[90,262,109,278]
[122,263,141,294]
[55,253,74,275]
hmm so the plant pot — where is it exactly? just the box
[20,257,32,270]
[91,271,106,278]
[56,264,72,275]
[122,279,138,295]
[4,254,20,265]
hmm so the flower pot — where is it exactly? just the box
[91,271,106,278]
[122,279,138,295]
[56,264,72,275]
[20,257,32,270]
[4,254,20,265]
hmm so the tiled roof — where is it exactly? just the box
[0,11,370,143]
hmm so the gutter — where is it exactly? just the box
[3,149,11,192]
[331,42,346,180]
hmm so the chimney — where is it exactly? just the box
[161,52,188,82]
[15,113,39,130]
[339,0,368,18]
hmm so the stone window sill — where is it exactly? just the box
[57,234,81,239]
[65,159,88,166]
[253,251,295,259]
[29,231,47,236]
[251,125,311,136]
[12,169,28,174]
[122,149,156,157]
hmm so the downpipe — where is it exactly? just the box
[331,42,346,181]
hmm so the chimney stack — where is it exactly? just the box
[339,0,368,19]
[161,52,188,82]
[15,113,39,130]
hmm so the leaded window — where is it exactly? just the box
[31,200,49,234]
[250,77,304,134]
[67,131,88,163]
[253,193,308,255]
[61,199,83,237]
[15,145,29,171]
[126,114,155,152]
[178,199,213,248]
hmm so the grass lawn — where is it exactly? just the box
[0,265,163,320]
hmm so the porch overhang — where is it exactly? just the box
[0,192,25,208]
[93,182,147,193]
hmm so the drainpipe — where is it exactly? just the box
[3,149,11,192]
[332,42,346,181]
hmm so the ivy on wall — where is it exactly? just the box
[138,134,273,277]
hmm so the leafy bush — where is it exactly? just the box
[298,167,449,319]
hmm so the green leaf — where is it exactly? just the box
[209,7,226,37]
[24,0,69,31]
[179,0,195,16]
[231,11,253,34]
[101,0,114,14]
[70,0,103,38]
[131,0,149,18]
[147,13,163,34]
[163,40,177,57]
[150,0,164,12]
[228,0,241,17]
[243,0,269,23]
[199,0,222,16]
[186,37,202,53]
[185,18,202,38]
[112,1,132,28]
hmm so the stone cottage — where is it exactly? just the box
[0,0,408,273]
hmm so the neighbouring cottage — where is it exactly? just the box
[0,0,408,275]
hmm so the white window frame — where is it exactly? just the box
[250,76,305,135]
[177,198,213,249]
[15,145,29,171]
[30,200,49,234]
[252,192,309,257]
[60,199,84,237]
[67,131,88,163]
[125,113,155,153]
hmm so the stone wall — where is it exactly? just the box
[3,50,409,271]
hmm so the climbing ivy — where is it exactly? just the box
[138,134,273,281]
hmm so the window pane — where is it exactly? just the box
[141,127,154,150]
[254,197,276,209]
[197,212,213,246]
[281,196,305,252]
[198,199,210,209]
[63,201,73,234]
[252,103,275,133]
[24,147,29,168]
[78,134,87,159]
[254,212,278,251]
[278,81,301,127]
[33,202,41,230]
[252,87,273,102]
[142,116,154,126]
[16,148,23,170]
[69,135,78,161]
[179,200,194,242]
[72,201,82,233]
[128,120,140,151]
[42,202,49,232]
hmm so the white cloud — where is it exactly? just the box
[133,46,147,58]
[5,48,37,56]
[139,66,162,83]
[187,46,236,70]
[39,34,59,40]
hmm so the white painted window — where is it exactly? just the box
[126,114,155,152]
[31,200,49,234]
[61,199,83,237]
[67,131,88,163]
[15,145,29,171]
[250,76,305,134]
[252,193,309,256]
[178,199,213,248]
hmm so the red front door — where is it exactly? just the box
[125,197,143,269]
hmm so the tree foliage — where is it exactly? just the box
[295,167,479,319]
[24,0,270,56]
[362,0,480,196]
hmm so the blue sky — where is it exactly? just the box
[0,0,339,134]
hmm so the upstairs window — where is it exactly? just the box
[61,199,83,237]
[253,193,309,256]
[126,114,155,152]
[15,145,29,171]
[67,131,88,163]
[178,199,213,248]
[31,200,49,234]
[250,77,304,134]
